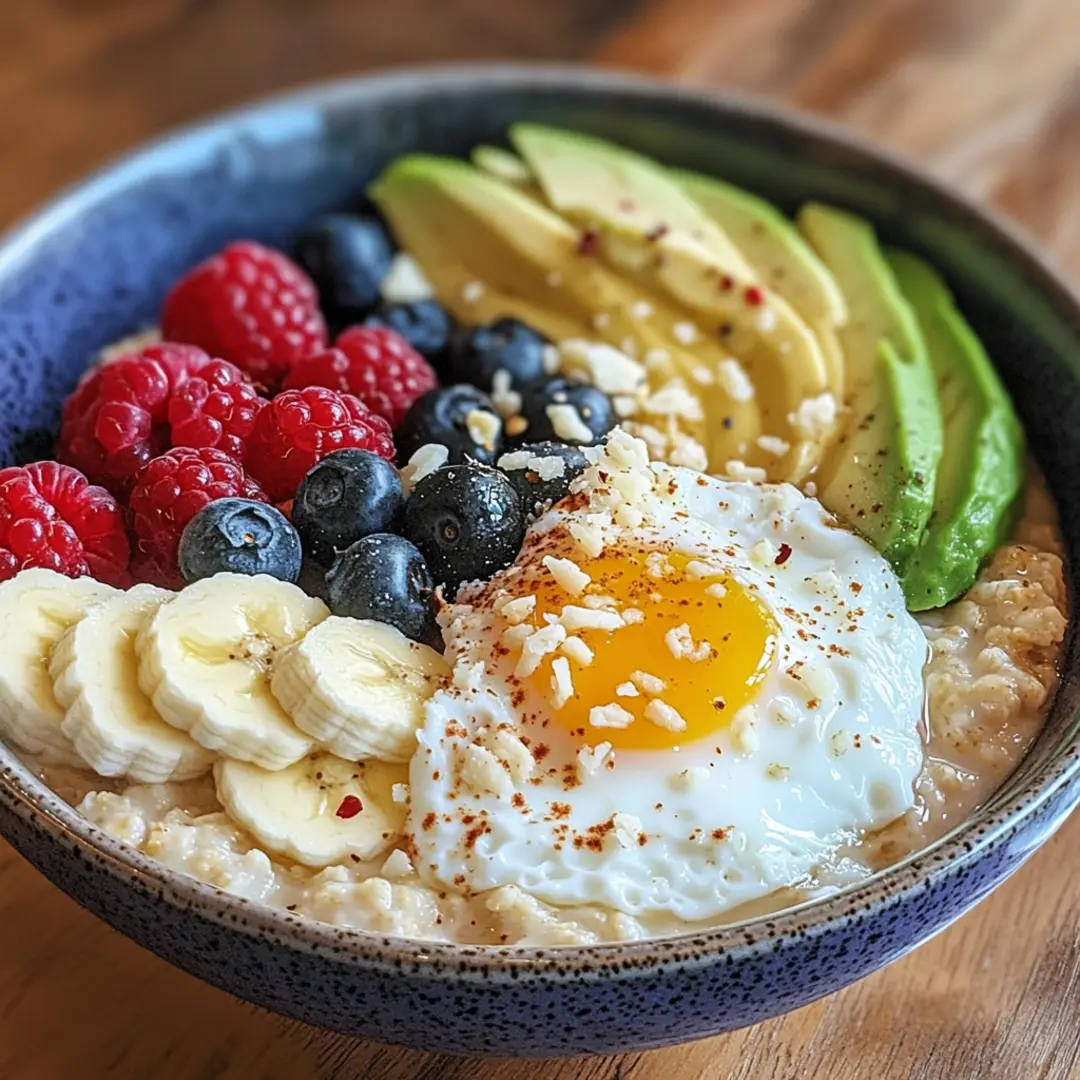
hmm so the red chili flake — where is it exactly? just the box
[646,223,670,242]
[775,543,793,566]
[719,274,734,292]
[576,229,602,255]
[335,795,363,819]
[744,285,766,306]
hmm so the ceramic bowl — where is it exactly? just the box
[0,66,1077,1058]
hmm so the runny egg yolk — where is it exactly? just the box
[527,547,777,751]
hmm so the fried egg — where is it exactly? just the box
[407,431,927,922]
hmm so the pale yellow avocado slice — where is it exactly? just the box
[673,169,847,395]
[798,204,942,569]
[369,155,766,460]
[510,124,837,481]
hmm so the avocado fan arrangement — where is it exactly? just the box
[370,124,1024,612]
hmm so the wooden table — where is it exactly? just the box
[2,2,1079,1077]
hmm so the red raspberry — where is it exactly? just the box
[284,327,437,427]
[244,387,395,502]
[57,343,264,497]
[0,462,129,586]
[128,447,267,588]
[162,240,328,389]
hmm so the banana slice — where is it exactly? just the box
[51,584,215,783]
[137,573,328,770]
[0,569,117,763]
[215,752,408,867]
[271,617,449,763]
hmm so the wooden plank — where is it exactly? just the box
[1,1,1079,1077]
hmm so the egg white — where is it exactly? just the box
[406,446,927,923]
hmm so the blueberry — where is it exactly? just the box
[447,317,549,391]
[293,449,403,568]
[365,300,455,372]
[326,534,442,649]
[497,441,588,518]
[403,463,525,598]
[178,499,302,584]
[292,213,394,330]
[395,385,503,466]
[516,376,615,446]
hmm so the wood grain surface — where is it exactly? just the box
[2,2,1080,1077]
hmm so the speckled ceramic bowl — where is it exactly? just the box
[0,66,1078,1058]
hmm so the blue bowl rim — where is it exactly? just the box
[0,61,1077,977]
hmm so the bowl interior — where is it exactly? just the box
[0,66,1078,907]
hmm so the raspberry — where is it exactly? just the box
[0,462,129,586]
[128,447,267,588]
[162,240,327,389]
[244,387,395,503]
[284,327,437,427]
[57,343,263,497]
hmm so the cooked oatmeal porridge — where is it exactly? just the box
[0,126,1065,946]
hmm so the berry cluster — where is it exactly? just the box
[12,211,614,650]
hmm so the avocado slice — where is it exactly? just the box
[798,203,942,569]
[673,170,847,329]
[369,154,767,460]
[511,124,837,481]
[887,249,1023,608]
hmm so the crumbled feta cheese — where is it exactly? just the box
[514,623,567,677]
[630,670,666,696]
[665,623,712,662]
[614,504,644,528]
[750,539,778,567]
[685,559,725,579]
[591,311,612,331]
[558,339,647,395]
[461,280,486,304]
[670,766,709,791]
[490,369,523,419]
[731,705,760,754]
[755,306,778,333]
[788,393,838,439]
[803,480,818,497]
[725,460,768,483]
[550,656,574,709]
[546,403,594,444]
[568,520,605,559]
[756,435,791,457]
[642,380,704,422]
[612,812,644,848]
[542,343,561,374]
[577,741,613,777]
[644,699,687,732]
[615,681,639,697]
[495,594,536,624]
[612,395,640,419]
[379,253,434,304]
[558,605,623,632]
[452,660,487,691]
[621,607,644,625]
[807,568,841,596]
[705,582,728,599]
[672,320,699,345]
[560,636,594,666]
[630,300,655,320]
[589,703,635,729]
[716,358,755,402]
[497,449,567,482]
[668,432,709,471]
[500,622,534,650]
[690,364,715,386]
[465,409,502,451]
[391,783,410,804]
[399,443,449,493]
[643,347,671,370]
[380,849,414,879]
[542,555,591,596]
[458,744,513,797]
[493,729,535,782]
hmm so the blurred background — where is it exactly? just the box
[2,1,1078,281]
[1,3,1079,1079]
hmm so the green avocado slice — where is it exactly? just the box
[887,249,1024,609]
[511,123,836,481]
[798,203,942,570]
